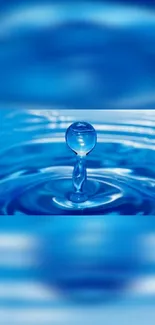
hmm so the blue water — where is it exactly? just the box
[1,1,155,316]
[0,1,155,108]
[0,109,155,215]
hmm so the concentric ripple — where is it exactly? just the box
[0,109,155,215]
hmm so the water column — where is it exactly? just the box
[66,122,97,203]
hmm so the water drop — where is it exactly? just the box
[65,122,97,203]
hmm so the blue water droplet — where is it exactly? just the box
[65,122,97,156]
[66,122,97,203]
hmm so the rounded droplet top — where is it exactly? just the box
[65,121,97,155]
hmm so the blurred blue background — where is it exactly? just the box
[0,215,155,325]
[0,0,155,108]
[0,0,155,323]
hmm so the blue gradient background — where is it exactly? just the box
[0,0,155,108]
[0,1,155,324]
[0,216,155,325]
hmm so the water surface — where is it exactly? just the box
[0,109,155,215]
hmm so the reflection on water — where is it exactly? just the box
[0,109,155,215]
[0,1,155,108]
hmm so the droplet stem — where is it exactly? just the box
[70,155,88,203]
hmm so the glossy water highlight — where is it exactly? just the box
[0,109,155,215]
